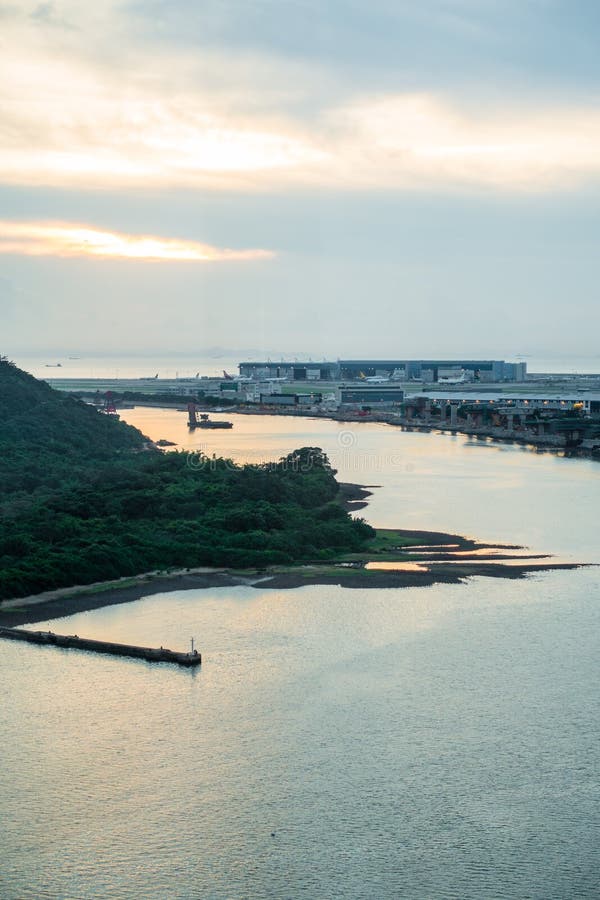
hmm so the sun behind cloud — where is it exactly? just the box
[0,221,274,262]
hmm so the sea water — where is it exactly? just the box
[1,416,599,899]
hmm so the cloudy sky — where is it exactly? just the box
[2,0,599,360]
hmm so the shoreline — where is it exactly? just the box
[337,481,377,512]
[0,525,587,628]
[115,401,600,461]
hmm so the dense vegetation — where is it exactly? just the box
[74,389,237,406]
[0,358,374,600]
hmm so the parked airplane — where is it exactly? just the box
[357,368,407,383]
[223,370,253,383]
[437,372,467,385]
[362,375,391,384]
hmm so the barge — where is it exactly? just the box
[187,403,233,429]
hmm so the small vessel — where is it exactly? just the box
[45,362,62,367]
[195,414,233,430]
[187,403,233,429]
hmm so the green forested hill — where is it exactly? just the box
[0,358,374,600]
[0,357,145,499]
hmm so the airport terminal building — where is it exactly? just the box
[238,361,339,381]
[238,359,527,383]
[337,359,526,382]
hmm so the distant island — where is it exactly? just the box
[0,357,582,624]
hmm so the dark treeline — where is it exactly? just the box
[0,358,373,600]
[75,390,237,406]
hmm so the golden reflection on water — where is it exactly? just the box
[4,407,600,897]
[364,559,569,570]
[424,557,578,568]
[121,407,344,463]
[417,548,543,558]
[118,407,600,560]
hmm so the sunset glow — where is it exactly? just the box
[2,0,599,358]
[0,222,274,262]
[3,40,600,193]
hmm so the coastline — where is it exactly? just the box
[120,401,600,462]
[0,525,585,628]
[337,481,377,512]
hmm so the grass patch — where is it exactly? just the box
[370,529,424,550]
[336,528,424,562]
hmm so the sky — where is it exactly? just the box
[1,0,600,361]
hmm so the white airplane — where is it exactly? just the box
[438,372,467,385]
[363,375,391,384]
[222,370,253,383]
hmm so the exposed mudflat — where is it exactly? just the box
[0,524,586,628]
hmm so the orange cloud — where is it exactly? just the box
[0,221,274,262]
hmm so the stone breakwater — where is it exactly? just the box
[0,626,201,667]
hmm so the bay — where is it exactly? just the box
[1,413,599,899]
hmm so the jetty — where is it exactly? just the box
[0,627,201,667]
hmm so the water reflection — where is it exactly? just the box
[120,408,600,560]
[3,572,600,898]
[3,407,600,898]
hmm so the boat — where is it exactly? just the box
[187,403,233,429]
[194,414,233,430]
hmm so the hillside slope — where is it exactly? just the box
[0,357,145,503]
[0,358,374,600]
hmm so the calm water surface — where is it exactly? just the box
[14,352,600,379]
[2,414,599,899]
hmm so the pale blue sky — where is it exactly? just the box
[1,1,599,359]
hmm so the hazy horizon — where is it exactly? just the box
[10,351,600,383]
